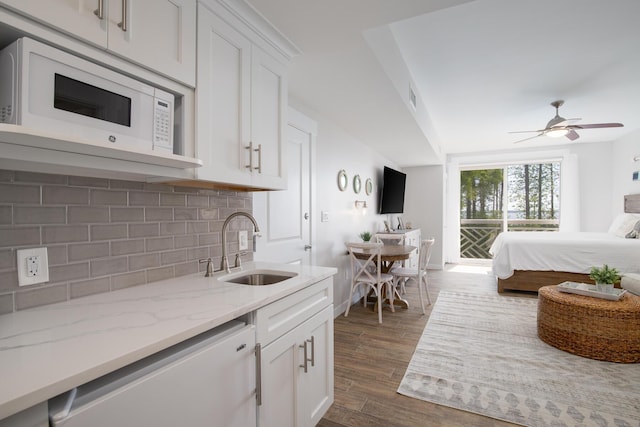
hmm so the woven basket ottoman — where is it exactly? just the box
[537,285,640,363]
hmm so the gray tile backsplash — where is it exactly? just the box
[0,170,254,314]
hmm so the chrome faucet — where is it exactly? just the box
[221,211,260,273]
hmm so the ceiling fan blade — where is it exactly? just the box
[513,133,544,144]
[570,123,624,129]
[554,118,581,127]
[565,130,580,141]
[508,129,545,134]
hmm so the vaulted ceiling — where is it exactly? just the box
[246,0,640,166]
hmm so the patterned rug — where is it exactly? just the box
[397,291,640,427]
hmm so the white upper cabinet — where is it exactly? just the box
[250,47,287,189]
[195,0,298,190]
[0,0,107,46]
[196,6,252,187]
[106,0,196,86]
[0,0,196,86]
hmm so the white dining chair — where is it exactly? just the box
[374,233,405,245]
[344,242,395,324]
[390,238,435,314]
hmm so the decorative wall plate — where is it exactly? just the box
[365,178,373,195]
[353,174,361,193]
[337,169,348,191]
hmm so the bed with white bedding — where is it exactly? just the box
[490,194,640,293]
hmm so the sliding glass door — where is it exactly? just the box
[460,162,560,259]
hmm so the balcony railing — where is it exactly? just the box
[460,218,559,259]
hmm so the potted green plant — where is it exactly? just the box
[359,231,372,242]
[589,264,621,293]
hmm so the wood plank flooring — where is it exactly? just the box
[318,263,534,427]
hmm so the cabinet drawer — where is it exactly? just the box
[256,278,332,346]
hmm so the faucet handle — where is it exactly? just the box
[235,252,248,268]
[199,258,213,277]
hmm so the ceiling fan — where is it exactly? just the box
[510,100,623,143]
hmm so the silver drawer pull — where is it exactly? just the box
[117,0,128,31]
[255,343,262,406]
[93,0,104,19]
[245,142,254,170]
[254,144,262,173]
[299,341,308,373]
[309,336,315,367]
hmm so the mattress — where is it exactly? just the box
[489,231,640,279]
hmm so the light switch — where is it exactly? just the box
[321,211,329,222]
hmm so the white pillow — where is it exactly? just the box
[608,213,640,237]
[621,273,640,296]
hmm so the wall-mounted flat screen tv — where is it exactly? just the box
[379,166,406,214]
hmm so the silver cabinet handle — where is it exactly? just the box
[117,0,128,31]
[299,340,308,373]
[255,343,262,406]
[255,144,262,173]
[93,0,104,19]
[245,142,254,170]
[299,337,314,372]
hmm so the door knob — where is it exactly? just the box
[304,212,309,220]
[304,245,312,251]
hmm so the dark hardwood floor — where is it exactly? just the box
[318,262,533,427]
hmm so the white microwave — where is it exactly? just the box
[0,37,174,153]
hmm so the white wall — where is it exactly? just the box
[289,100,399,317]
[611,129,640,214]
[570,142,613,231]
[403,165,444,268]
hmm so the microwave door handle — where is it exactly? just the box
[117,0,128,31]
[93,0,104,20]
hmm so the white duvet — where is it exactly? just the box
[489,232,640,279]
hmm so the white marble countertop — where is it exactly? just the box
[0,261,337,420]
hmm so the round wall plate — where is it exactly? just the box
[365,178,373,195]
[353,174,361,193]
[337,169,348,191]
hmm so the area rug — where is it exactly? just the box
[397,291,640,427]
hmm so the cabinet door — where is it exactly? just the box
[259,325,299,427]
[259,305,334,427]
[196,4,252,186]
[0,0,107,46]
[297,305,334,427]
[250,47,288,189]
[107,0,196,85]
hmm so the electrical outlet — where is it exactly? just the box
[17,247,49,286]
[238,230,248,251]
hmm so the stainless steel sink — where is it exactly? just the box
[221,270,297,286]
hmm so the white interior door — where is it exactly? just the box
[254,109,315,264]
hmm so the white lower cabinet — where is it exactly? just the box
[15,279,334,427]
[256,278,334,427]
[259,306,333,427]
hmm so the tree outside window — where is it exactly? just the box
[460,162,560,258]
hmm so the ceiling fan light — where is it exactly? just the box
[546,128,569,138]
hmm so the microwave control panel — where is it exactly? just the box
[153,97,173,153]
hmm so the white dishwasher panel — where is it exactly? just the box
[49,321,256,427]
